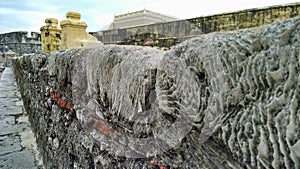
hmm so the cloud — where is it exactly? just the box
[0,1,37,12]
[0,0,125,33]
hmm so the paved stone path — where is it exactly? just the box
[0,68,42,169]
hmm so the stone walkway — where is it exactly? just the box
[0,68,42,169]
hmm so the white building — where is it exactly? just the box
[108,9,178,30]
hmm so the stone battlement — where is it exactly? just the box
[0,31,41,55]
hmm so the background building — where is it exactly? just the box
[108,9,178,29]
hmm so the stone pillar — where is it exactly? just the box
[60,11,102,49]
[0,52,3,66]
[60,12,87,49]
[40,18,62,54]
[4,50,16,67]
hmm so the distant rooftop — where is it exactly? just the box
[114,9,178,20]
[107,9,178,30]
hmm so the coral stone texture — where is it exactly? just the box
[40,18,62,54]
[12,16,300,168]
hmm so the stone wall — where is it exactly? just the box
[92,3,300,47]
[12,16,299,168]
[0,31,41,55]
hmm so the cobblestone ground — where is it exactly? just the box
[0,68,42,169]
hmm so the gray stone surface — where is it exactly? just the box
[0,116,15,127]
[0,124,27,136]
[0,68,41,169]
[12,16,300,168]
[0,151,37,169]
[0,136,22,156]
[0,106,23,116]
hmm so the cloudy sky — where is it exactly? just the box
[0,0,298,33]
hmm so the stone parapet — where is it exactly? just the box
[12,16,300,168]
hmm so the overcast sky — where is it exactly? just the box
[0,0,298,34]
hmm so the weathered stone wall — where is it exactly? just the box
[0,31,41,55]
[12,16,299,168]
[92,3,300,47]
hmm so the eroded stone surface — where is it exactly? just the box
[12,16,300,168]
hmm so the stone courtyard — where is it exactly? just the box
[0,68,42,168]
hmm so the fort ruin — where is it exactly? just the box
[0,3,300,168]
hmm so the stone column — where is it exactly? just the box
[60,12,87,49]
[40,18,62,54]
[60,11,102,49]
